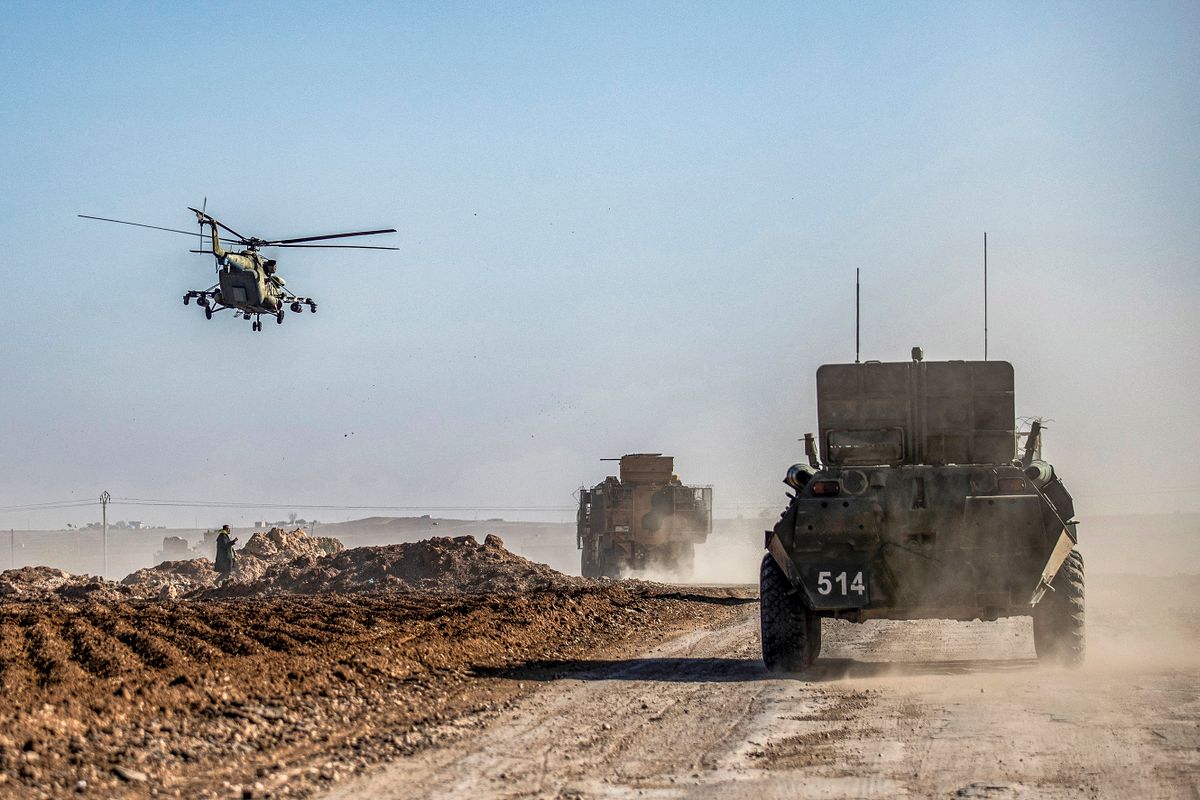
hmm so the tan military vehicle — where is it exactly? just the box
[577,454,712,578]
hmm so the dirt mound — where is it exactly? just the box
[0,527,348,603]
[121,558,219,599]
[238,526,344,561]
[0,565,129,602]
[2,531,573,603]
[209,534,585,597]
[230,527,344,584]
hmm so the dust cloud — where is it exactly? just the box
[813,527,1200,675]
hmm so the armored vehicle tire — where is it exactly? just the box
[581,545,600,579]
[657,542,694,578]
[598,547,622,579]
[760,554,821,672]
[1033,549,1085,666]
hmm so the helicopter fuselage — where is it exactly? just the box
[214,251,279,312]
[184,220,316,330]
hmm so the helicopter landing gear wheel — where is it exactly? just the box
[290,302,302,313]
[307,300,317,314]
[183,294,190,306]
[252,319,262,332]
[276,310,284,325]
[204,306,213,320]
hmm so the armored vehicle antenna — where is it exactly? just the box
[855,268,861,364]
[984,231,989,360]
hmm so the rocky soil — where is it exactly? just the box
[0,533,751,799]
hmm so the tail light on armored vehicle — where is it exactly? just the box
[997,477,1028,493]
[810,480,841,497]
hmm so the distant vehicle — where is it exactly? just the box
[154,536,197,564]
[79,205,397,331]
[577,454,712,577]
[761,350,1083,671]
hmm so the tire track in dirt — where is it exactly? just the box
[328,575,1200,800]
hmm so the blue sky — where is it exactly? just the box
[1,1,1197,527]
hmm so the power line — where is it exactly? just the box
[0,497,578,514]
[3,486,1198,517]
[0,500,96,512]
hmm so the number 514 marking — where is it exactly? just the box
[817,571,865,595]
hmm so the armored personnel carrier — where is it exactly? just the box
[761,351,1083,671]
[577,454,712,578]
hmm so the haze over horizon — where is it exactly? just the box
[2,2,1197,530]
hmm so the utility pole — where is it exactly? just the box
[100,491,110,578]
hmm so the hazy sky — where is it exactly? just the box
[1,1,1197,529]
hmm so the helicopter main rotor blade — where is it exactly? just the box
[265,228,398,245]
[186,207,250,243]
[79,214,241,245]
[79,214,204,238]
[272,243,401,250]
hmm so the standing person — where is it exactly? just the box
[214,524,237,584]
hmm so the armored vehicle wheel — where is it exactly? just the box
[760,553,820,671]
[598,546,623,579]
[1033,549,1085,666]
[581,545,599,578]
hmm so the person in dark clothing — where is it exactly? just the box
[214,524,237,583]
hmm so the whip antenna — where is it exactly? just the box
[855,268,861,363]
[983,232,988,361]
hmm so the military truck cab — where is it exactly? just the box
[761,355,1084,671]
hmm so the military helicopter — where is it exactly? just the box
[79,206,398,331]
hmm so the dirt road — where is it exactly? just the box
[329,574,1200,800]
